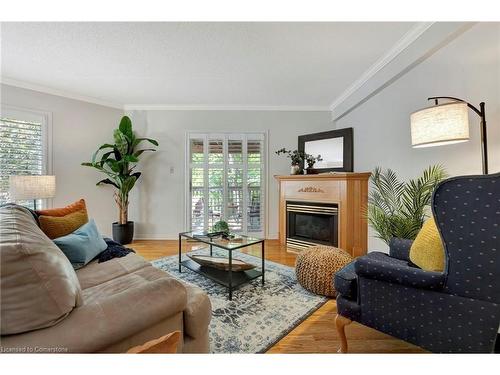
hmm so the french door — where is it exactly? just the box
[187,132,265,237]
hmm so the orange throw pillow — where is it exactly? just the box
[39,210,89,239]
[36,199,87,217]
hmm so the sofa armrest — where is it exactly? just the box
[183,283,212,339]
[354,255,445,290]
[0,277,188,353]
[389,238,413,261]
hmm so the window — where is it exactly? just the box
[0,108,51,209]
[187,133,265,236]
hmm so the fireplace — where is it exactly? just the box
[286,201,338,250]
[276,174,370,257]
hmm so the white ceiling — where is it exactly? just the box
[1,22,417,109]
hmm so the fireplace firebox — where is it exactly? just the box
[286,201,338,250]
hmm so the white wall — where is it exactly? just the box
[335,23,500,252]
[125,110,332,239]
[1,84,124,236]
[0,84,332,240]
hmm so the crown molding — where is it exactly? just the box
[0,78,329,112]
[123,104,330,112]
[329,22,434,112]
[330,22,475,121]
[0,77,123,110]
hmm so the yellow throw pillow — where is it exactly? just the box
[409,217,445,272]
[39,209,89,239]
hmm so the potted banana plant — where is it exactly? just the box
[82,116,158,244]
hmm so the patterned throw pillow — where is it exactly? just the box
[39,209,89,239]
[409,217,445,272]
[36,198,86,217]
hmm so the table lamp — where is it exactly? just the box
[410,96,488,174]
[9,175,56,210]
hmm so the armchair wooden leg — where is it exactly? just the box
[335,314,352,353]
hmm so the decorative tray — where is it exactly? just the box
[187,255,256,272]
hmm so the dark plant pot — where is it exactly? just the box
[306,166,319,174]
[112,221,134,245]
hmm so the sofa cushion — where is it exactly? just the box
[334,260,357,300]
[0,205,83,335]
[82,264,171,304]
[79,258,211,341]
[76,253,151,290]
[53,219,108,269]
[0,277,187,353]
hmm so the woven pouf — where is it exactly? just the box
[295,246,353,297]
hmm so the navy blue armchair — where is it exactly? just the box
[334,173,500,353]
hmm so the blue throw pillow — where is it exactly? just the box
[53,219,108,269]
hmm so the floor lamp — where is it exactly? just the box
[410,96,489,174]
[9,175,56,210]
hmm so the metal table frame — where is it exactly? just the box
[178,232,265,300]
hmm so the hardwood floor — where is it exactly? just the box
[130,239,425,353]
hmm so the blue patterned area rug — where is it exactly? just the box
[152,249,328,353]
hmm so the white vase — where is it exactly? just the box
[290,164,301,175]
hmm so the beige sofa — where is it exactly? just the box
[0,205,211,353]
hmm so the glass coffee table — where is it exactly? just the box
[178,231,265,300]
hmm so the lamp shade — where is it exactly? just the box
[9,175,56,200]
[410,102,469,148]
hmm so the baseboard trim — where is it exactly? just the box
[134,234,179,240]
[134,234,278,241]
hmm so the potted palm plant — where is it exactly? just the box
[82,116,159,244]
[367,165,447,244]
